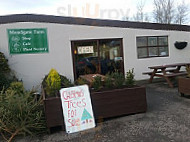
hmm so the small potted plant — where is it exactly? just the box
[178,66,190,96]
[42,69,73,132]
[43,69,61,97]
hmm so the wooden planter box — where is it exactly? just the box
[41,88,64,131]
[90,86,147,119]
[42,85,147,131]
[178,77,190,96]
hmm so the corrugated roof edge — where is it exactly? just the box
[0,14,190,32]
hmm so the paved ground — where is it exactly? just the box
[4,81,190,142]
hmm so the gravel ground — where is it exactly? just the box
[2,81,190,142]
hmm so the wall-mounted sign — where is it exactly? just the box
[77,46,94,54]
[60,85,95,133]
[7,28,48,54]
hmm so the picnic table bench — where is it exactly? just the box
[143,63,190,88]
[142,69,180,75]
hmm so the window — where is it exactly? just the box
[71,38,124,79]
[137,36,168,59]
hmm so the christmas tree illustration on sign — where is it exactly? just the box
[81,108,93,124]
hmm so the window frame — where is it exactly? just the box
[71,38,124,80]
[136,36,169,59]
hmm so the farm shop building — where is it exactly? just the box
[0,14,190,90]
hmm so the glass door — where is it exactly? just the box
[71,38,124,79]
[72,40,99,78]
[99,39,123,74]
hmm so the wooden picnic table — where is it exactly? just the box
[143,63,190,88]
[79,74,105,87]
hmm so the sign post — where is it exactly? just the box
[7,28,48,54]
[60,85,95,133]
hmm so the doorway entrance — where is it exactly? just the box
[71,38,124,79]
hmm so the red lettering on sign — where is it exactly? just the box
[61,89,84,101]
[68,118,80,127]
[68,109,77,118]
[64,100,71,109]
[82,98,86,107]
[64,98,86,109]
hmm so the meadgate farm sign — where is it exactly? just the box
[7,28,48,54]
[60,85,95,133]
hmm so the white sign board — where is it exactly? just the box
[77,46,94,54]
[60,85,95,133]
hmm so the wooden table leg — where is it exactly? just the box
[175,65,181,73]
[162,68,174,88]
[149,69,157,83]
[164,76,174,88]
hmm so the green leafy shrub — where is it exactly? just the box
[6,81,24,94]
[75,78,88,85]
[0,82,46,142]
[0,52,17,91]
[112,71,125,88]
[60,75,73,88]
[92,76,102,91]
[104,73,113,89]
[186,66,190,78]
[125,68,135,87]
[0,74,12,91]
[45,69,61,97]
[42,69,73,97]
[0,52,10,73]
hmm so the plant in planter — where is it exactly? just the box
[186,66,190,78]
[178,66,190,96]
[125,68,135,87]
[42,69,73,132]
[104,73,113,89]
[42,68,147,131]
[90,69,147,120]
[92,76,103,91]
[45,69,61,97]
[75,77,88,85]
[112,71,125,88]
[60,75,73,88]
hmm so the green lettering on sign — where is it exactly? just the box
[7,28,49,54]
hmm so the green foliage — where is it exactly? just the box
[45,69,61,97]
[60,75,73,88]
[186,66,190,78]
[0,82,46,142]
[0,74,12,91]
[75,78,88,85]
[0,52,10,73]
[125,68,135,87]
[6,81,24,94]
[92,76,102,91]
[42,69,73,97]
[0,52,17,91]
[112,71,125,88]
[104,73,113,89]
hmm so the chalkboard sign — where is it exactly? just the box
[7,28,49,54]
